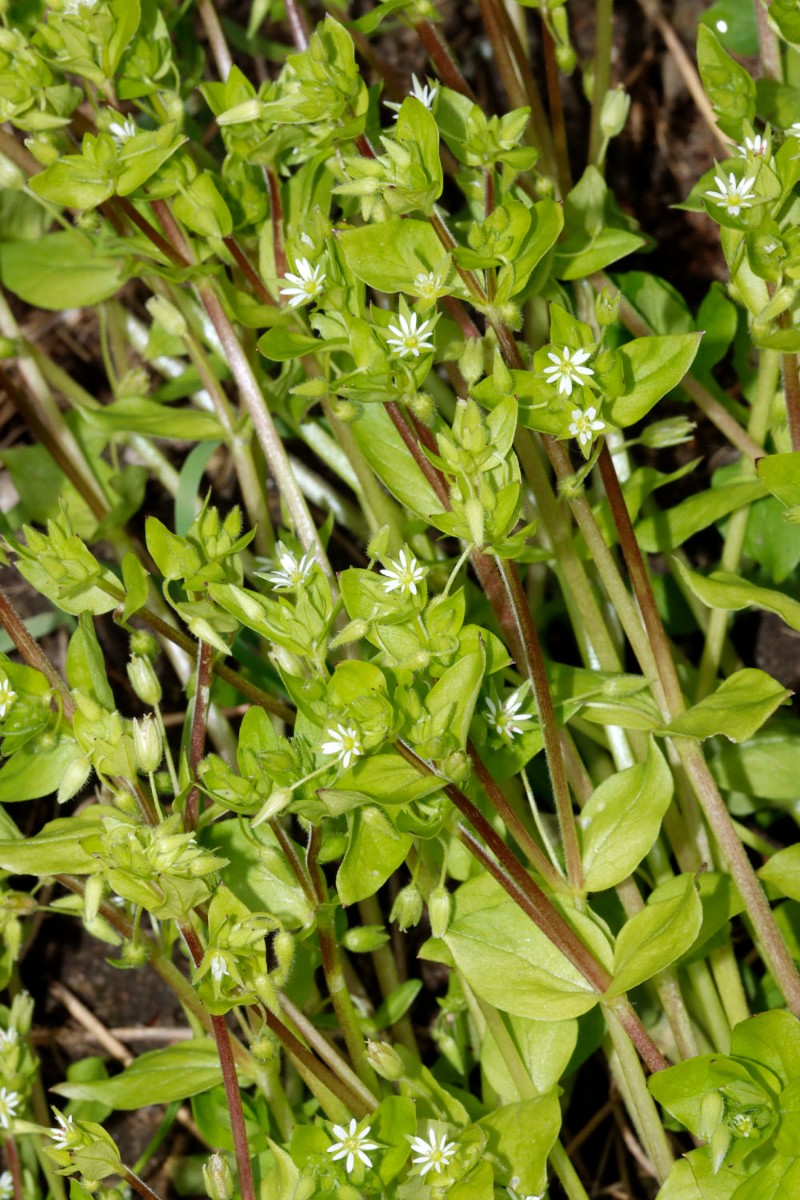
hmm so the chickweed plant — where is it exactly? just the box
[0,1,800,1198]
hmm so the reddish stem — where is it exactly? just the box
[415,20,477,99]
[265,167,288,280]
[223,236,275,306]
[3,1137,22,1200]
[285,0,311,49]
[185,638,213,830]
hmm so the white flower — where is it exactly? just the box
[543,345,594,396]
[568,404,606,448]
[385,312,435,358]
[380,549,426,598]
[49,1111,76,1148]
[0,1170,12,1200]
[507,1177,544,1200]
[730,1112,755,1138]
[0,1029,18,1050]
[326,1119,379,1173]
[321,724,364,769]
[210,954,228,983]
[0,678,16,720]
[705,172,756,217]
[410,1129,457,1178]
[0,1088,19,1129]
[108,117,138,146]
[413,269,445,302]
[788,122,800,139]
[409,74,438,109]
[64,0,99,12]
[256,543,314,590]
[485,689,533,740]
[737,134,767,158]
[280,258,326,308]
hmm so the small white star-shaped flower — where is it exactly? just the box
[543,346,594,396]
[485,689,534,740]
[380,549,426,598]
[326,1118,379,1173]
[737,134,767,158]
[0,1029,18,1050]
[413,269,446,303]
[568,404,606,448]
[0,1170,12,1200]
[0,678,16,720]
[385,312,435,358]
[49,1111,75,1149]
[255,543,315,590]
[210,954,228,983]
[729,1112,755,1138]
[410,1129,457,1178]
[705,172,756,217]
[280,258,326,308]
[321,724,364,769]
[109,117,138,146]
[409,74,438,109]
[0,1088,19,1130]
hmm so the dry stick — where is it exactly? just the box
[185,638,213,830]
[633,0,731,154]
[149,199,333,580]
[540,19,573,196]
[3,1137,22,1200]
[180,924,256,1200]
[415,20,477,100]
[596,443,800,1017]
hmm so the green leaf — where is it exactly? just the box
[709,724,800,802]
[553,167,647,280]
[636,478,765,553]
[66,614,115,710]
[202,820,312,930]
[605,334,702,427]
[674,559,800,633]
[0,816,102,876]
[697,24,756,137]
[731,1010,800,1089]
[760,846,800,903]
[580,738,674,892]
[649,1052,777,1142]
[336,806,412,906]
[744,497,800,584]
[53,1041,225,1108]
[424,648,485,751]
[756,452,800,507]
[338,217,459,295]
[374,979,422,1031]
[607,873,702,996]
[426,874,603,1020]
[0,233,126,310]
[664,669,790,743]
[481,1015,578,1099]
[121,552,150,622]
[81,398,226,441]
[477,1095,561,1199]
[0,735,85,803]
[351,404,442,519]
[175,442,221,535]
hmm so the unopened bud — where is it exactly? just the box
[409,390,435,424]
[699,1090,725,1139]
[132,714,163,774]
[464,495,485,547]
[0,154,23,190]
[272,929,295,984]
[459,337,485,388]
[428,885,452,938]
[366,1039,405,1081]
[600,87,631,139]
[119,939,151,968]
[217,99,264,126]
[9,991,33,1037]
[84,874,105,924]
[203,1153,234,1200]
[129,631,158,660]
[250,1030,280,1064]
[146,295,187,339]
[341,924,391,953]
[57,755,92,805]
[252,786,292,827]
[390,883,423,930]
[441,750,470,785]
[127,656,162,706]
[710,1124,731,1174]
[595,286,620,327]
[640,416,696,449]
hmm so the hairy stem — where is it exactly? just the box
[120,1166,164,1200]
[184,638,213,830]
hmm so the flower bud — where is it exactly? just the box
[699,1090,725,1139]
[132,715,163,774]
[129,631,158,660]
[441,750,470,785]
[217,99,264,126]
[366,1039,405,1081]
[390,883,423,930]
[84,874,105,925]
[595,286,620,327]
[57,755,92,805]
[459,337,485,388]
[203,1153,234,1200]
[331,398,357,423]
[640,416,696,449]
[250,1030,280,1064]
[118,939,151,968]
[272,930,295,984]
[409,390,435,424]
[710,1124,732,1174]
[9,991,33,1037]
[341,925,391,953]
[252,786,293,828]
[428,885,452,938]
[600,87,631,140]
[127,656,162,706]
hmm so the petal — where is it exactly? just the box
[346,1152,355,1173]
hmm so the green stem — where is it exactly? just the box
[686,959,731,1053]
[357,893,418,1053]
[278,993,380,1113]
[321,399,405,548]
[588,0,614,165]
[549,1141,592,1200]
[710,942,751,1028]
[604,1008,674,1182]
[696,347,779,698]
